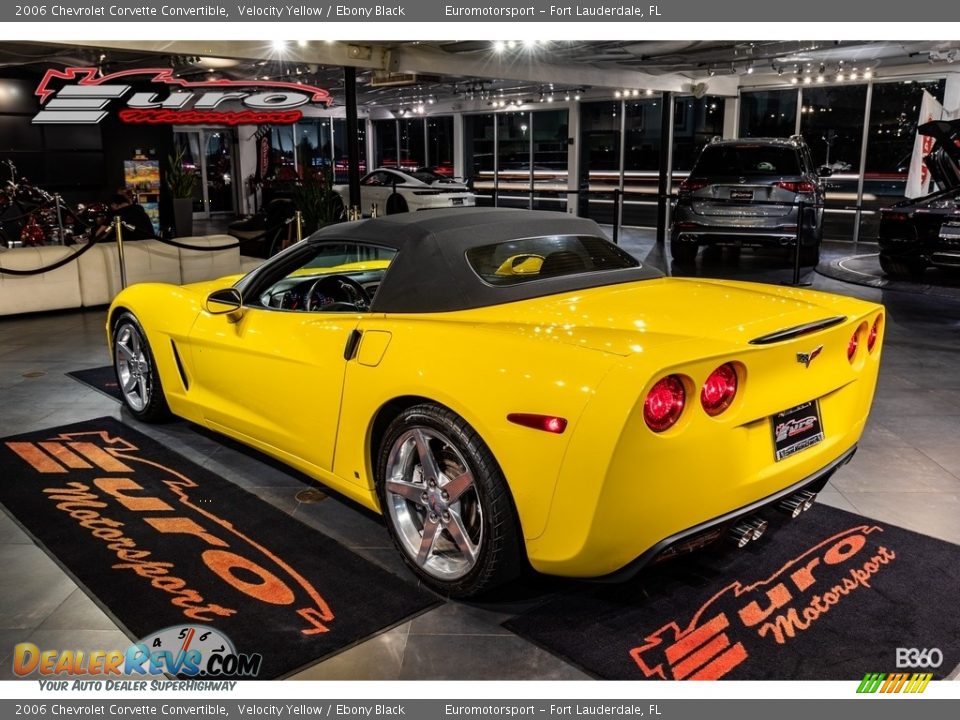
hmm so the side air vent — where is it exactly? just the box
[170,340,189,390]
[748,316,846,345]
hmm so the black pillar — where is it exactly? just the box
[344,66,362,210]
[656,90,673,245]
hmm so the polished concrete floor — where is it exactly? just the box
[1,231,959,681]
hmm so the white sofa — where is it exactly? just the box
[0,235,262,317]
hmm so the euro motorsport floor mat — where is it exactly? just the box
[0,417,438,679]
[505,505,960,680]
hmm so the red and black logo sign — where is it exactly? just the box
[32,67,332,126]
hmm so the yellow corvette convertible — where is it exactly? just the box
[107,208,883,597]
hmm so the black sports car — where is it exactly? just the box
[878,119,960,279]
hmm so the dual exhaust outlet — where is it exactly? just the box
[728,491,817,547]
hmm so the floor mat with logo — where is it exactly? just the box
[0,417,438,680]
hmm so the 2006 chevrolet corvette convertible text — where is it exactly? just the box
[107,208,884,597]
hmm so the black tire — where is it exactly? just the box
[376,403,523,598]
[111,312,172,423]
[385,193,408,215]
[879,253,926,280]
[670,237,699,264]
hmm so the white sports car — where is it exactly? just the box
[334,168,477,216]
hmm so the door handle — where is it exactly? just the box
[343,329,363,360]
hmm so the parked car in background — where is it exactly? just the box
[334,167,476,217]
[877,119,960,279]
[671,136,831,265]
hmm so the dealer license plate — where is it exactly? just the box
[730,189,754,200]
[451,197,464,206]
[938,223,960,240]
[772,400,824,461]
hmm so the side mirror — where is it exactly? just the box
[205,287,243,316]
[817,166,833,178]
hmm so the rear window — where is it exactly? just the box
[694,144,802,176]
[466,235,640,286]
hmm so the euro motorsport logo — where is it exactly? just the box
[31,67,332,126]
[13,625,262,678]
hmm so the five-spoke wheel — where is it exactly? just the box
[112,312,170,422]
[377,404,521,597]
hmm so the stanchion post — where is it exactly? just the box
[113,216,128,290]
[792,201,805,287]
[294,210,303,243]
[612,189,621,245]
[53,193,65,246]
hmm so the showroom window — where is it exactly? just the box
[578,101,621,225]
[463,113,495,206]
[741,78,948,242]
[464,109,569,212]
[373,116,455,172]
[799,83,869,240]
[739,89,798,138]
[622,98,663,226]
[332,118,367,182]
[282,118,367,184]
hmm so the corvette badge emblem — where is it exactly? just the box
[796,345,824,368]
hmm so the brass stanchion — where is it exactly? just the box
[53,193,65,246]
[294,210,303,242]
[113,215,128,290]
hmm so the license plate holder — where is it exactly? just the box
[772,400,824,461]
[730,189,754,200]
[451,197,464,206]
[938,223,960,240]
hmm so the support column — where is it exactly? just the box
[344,66,361,209]
[656,91,674,244]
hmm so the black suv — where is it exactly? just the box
[671,136,830,264]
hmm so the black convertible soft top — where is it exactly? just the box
[302,208,661,313]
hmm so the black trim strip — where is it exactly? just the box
[170,340,189,391]
[748,315,846,345]
[594,444,858,583]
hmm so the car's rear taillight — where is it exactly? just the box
[775,181,816,193]
[847,325,864,363]
[867,315,882,352]
[644,375,686,432]
[678,179,709,197]
[701,363,738,416]
[881,210,911,222]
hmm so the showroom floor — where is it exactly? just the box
[1,230,959,681]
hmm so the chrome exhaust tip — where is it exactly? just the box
[799,491,817,512]
[729,522,755,548]
[748,518,768,541]
[780,490,818,517]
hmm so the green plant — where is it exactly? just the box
[165,147,196,199]
[292,166,342,234]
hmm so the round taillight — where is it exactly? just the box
[867,315,881,352]
[644,375,686,432]
[701,363,738,416]
[847,330,859,362]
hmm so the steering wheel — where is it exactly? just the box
[304,274,371,312]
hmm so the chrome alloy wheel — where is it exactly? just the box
[384,427,483,581]
[114,324,152,412]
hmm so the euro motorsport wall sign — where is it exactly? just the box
[31,67,332,126]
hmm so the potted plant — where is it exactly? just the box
[165,147,196,237]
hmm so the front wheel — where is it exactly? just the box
[376,403,522,597]
[112,312,171,423]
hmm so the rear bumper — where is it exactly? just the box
[672,204,820,245]
[596,444,857,582]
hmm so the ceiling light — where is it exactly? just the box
[272,40,288,52]
[803,76,812,85]
[614,90,621,98]
[297,40,308,48]
[493,40,505,53]
[523,40,537,49]
[506,40,517,50]
[816,74,825,83]
[790,77,799,85]
[574,93,581,101]
[865,70,874,79]
[646,89,654,96]
[746,65,754,74]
